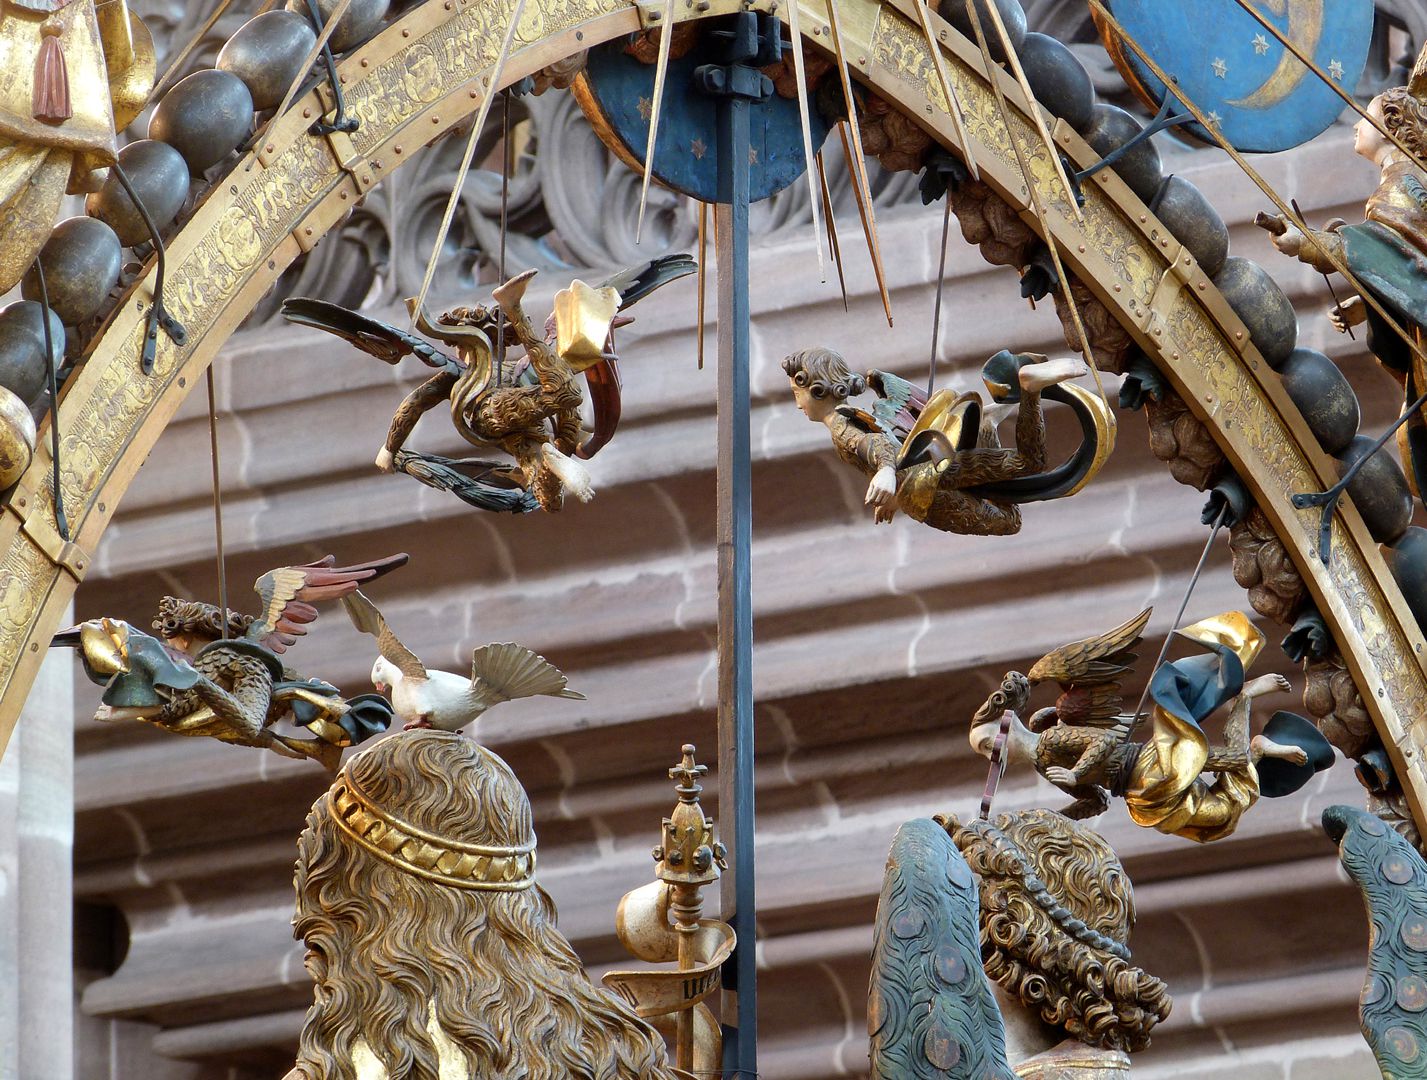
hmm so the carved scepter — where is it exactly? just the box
[653,745,725,1071]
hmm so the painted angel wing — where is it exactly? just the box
[341,589,427,680]
[281,298,462,375]
[867,369,928,442]
[868,818,1016,1080]
[1026,607,1151,727]
[246,554,409,654]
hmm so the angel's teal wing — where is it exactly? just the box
[868,370,927,442]
[869,818,1017,1080]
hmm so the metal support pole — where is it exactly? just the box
[695,14,773,1075]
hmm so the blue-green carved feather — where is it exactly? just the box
[869,818,1017,1080]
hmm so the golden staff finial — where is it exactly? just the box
[655,744,725,1071]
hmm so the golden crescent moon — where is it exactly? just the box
[1228,0,1324,110]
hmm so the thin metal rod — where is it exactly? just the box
[496,90,511,388]
[1291,197,1354,341]
[815,150,849,310]
[824,0,892,326]
[1297,386,1427,562]
[714,91,756,1079]
[303,0,357,133]
[31,259,67,542]
[1087,0,1427,374]
[1225,0,1427,178]
[412,0,528,321]
[243,0,352,172]
[1075,94,1189,186]
[929,195,951,394]
[961,0,1108,404]
[911,0,978,181]
[153,0,242,100]
[785,0,827,280]
[205,366,232,640]
[837,124,893,326]
[1125,508,1227,737]
[636,0,678,244]
[112,161,186,374]
[975,0,1081,222]
[697,200,708,370]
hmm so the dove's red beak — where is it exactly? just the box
[374,681,387,694]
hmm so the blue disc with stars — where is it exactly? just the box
[1094,0,1374,153]
[571,36,831,203]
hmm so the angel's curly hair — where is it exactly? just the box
[938,808,1171,1053]
[782,347,866,401]
[1379,87,1427,159]
[152,597,254,642]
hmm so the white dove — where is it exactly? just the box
[343,591,584,732]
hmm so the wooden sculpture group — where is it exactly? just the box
[34,2,1427,1079]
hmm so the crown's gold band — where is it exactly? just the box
[328,777,537,891]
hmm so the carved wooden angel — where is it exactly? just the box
[281,255,695,514]
[54,554,407,770]
[782,347,1114,536]
[968,609,1334,843]
[1269,41,1427,504]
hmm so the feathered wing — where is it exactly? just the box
[466,643,585,711]
[1026,606,1152,727]
[600,254,697,310]
[280,298,463,375]
[247,554,409,654]
[867,369,928,442]
[341,590,428,680]
[868,818,1017,1080]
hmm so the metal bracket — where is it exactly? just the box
[5,485,88,582]
[321,124,376,193]
[1143,257,1192,346]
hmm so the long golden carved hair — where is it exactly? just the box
[291,730,678,1080]
[940,809,1171,1053]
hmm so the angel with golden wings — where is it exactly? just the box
[969,609,1333,843]
[53,554,406,770]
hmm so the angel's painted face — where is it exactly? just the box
[1356,96,1389,162]
[789,376,834,422]
[968,720,996,760]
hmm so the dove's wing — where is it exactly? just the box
[466,643,585,711]
[342,590,428,680]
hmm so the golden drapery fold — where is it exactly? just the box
[1124,613,1265,845]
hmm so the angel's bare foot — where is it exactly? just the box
[1044,765,1078,787]
[1244,673,1291,698]
[1019,356,1089,393]
[1251,734,1308,765]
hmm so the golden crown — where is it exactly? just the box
[328,775,537,891]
